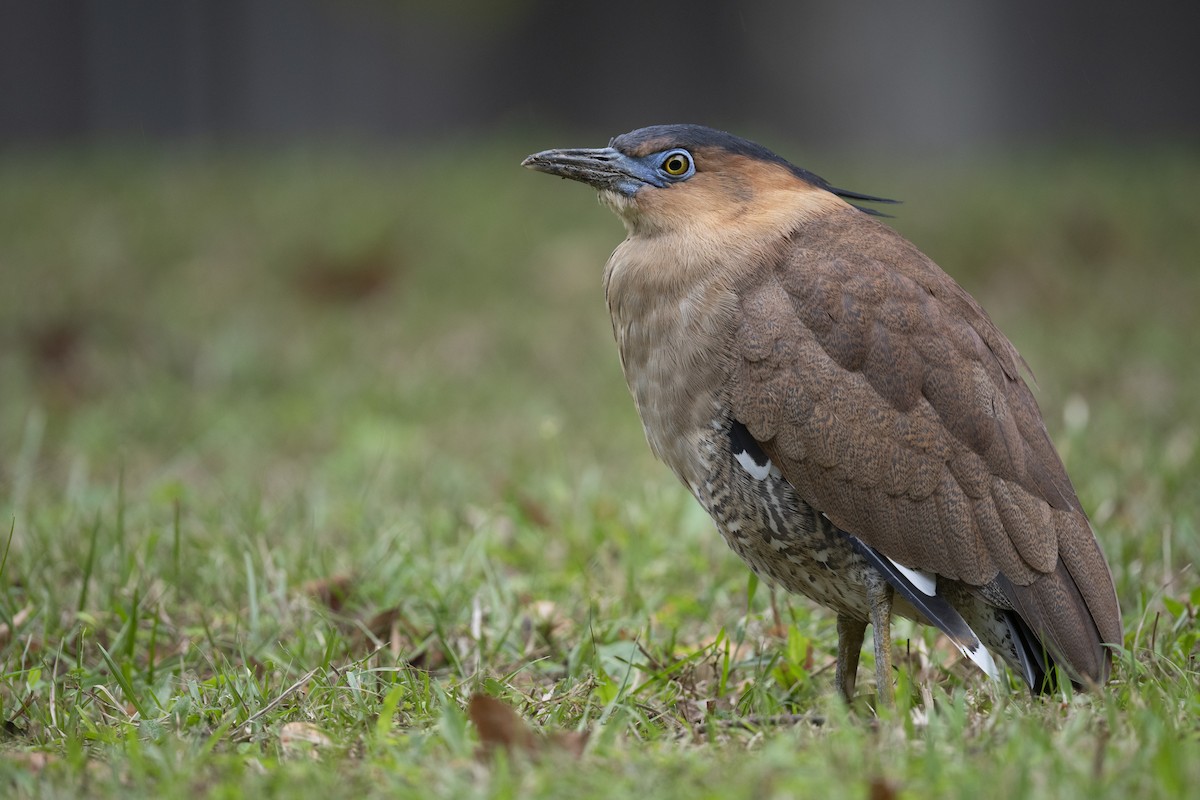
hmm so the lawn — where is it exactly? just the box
[1,137,1198,798]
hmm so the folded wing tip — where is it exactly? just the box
[960,639,1002,682]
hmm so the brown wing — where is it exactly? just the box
[731,210,1122,683]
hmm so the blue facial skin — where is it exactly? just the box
[521,147,695,197]
[609,151,667,195]
[607,149,697,196]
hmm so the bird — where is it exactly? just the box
[522,124,1122,705]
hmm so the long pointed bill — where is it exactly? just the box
[521,147,664,195]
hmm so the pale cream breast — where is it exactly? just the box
[602,171,848,488]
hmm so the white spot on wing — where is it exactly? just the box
[887,557,937,596]
[735,450,772,481]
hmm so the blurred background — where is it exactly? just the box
[1,0,1197,637]
[4,0,1200,153]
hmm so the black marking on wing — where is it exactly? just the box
[846,535,982,652]
[730,419,771,471]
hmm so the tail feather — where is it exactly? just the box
[996,558,1111,688]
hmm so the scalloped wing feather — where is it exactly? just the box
[730,211,1122,683]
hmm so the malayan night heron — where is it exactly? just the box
[522,124,1122,705]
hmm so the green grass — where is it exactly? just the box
[1,138,1198,798]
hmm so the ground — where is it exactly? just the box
[0,139,1197,798]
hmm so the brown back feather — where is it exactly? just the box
[730,209,1122,683]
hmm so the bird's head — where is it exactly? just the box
[522,124,895,235]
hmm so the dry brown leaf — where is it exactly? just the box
[546,730,590,759]
[469,693,538,758]
[280,721,333,759]
[365,606,405,641]
[295,247,397,304]
[26,319,84,372]
[349,606,448,668]
[468,693,588,762]
[868,776,899,800]
[363,607,410,660]
[0,605,34,649]
[526,600,573,640]
[302,574,354,612]
[513,492,554,529]
[5,751,58,772]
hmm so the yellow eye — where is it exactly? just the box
[661,151,692,176]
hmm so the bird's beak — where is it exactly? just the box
[521,147,664,195]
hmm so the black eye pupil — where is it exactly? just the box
[667,156,687,174]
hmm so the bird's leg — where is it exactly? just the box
[835,615,866,702]
[866,571,896,707]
